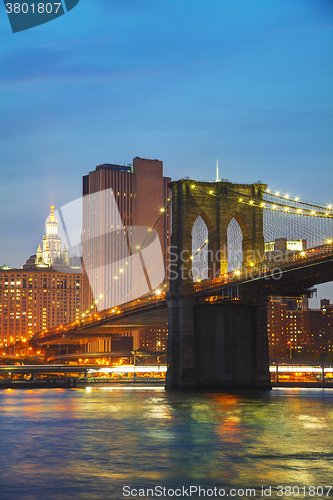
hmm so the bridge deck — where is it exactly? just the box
[28,243,332,346]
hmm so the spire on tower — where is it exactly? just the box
[62,244,69,265]
[48,205,57,224]
[215,159,220,182]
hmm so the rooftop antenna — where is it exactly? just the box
[215,159,220,182]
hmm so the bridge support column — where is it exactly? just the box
[195,301,271,389]
[166,299,271,390]
[165,296,196,389]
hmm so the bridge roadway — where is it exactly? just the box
[29,243,333,347]
[194,242,333,297]
[46,349,166,363]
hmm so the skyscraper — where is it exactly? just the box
[0,207,82,349]
[82,157,171,314]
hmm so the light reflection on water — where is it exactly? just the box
[0,387,332,500]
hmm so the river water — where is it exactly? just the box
[0,387,332,500]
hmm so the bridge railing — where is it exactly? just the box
[30,243,332,342]
[31,290,168,342]
[193,242,333,293]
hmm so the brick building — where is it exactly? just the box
[139,328,167,352]
[268,298,333,359]
[0,207,82,349]
[0,268,81,349]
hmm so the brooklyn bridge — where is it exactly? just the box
[29,178,333,390]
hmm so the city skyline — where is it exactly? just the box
[1,164,332,308]
[1,0,332,305]
[1,3,333,495]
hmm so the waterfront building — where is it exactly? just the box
[304,300,333,357]
[86,334,133,354]
[265,238,307,260]
[139,328,168,352]
[268,298,333,359]
[0,207,82,349]
[0,268,82,348]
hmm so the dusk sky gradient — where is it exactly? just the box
[1,0,332,305]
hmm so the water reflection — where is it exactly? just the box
[0,388,332,500]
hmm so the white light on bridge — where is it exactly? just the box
[269,366,332,374]
[87,365,167,374]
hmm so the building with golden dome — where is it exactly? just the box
[0,207,82,350]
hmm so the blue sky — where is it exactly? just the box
[0,0,332,305]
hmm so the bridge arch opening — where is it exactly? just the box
[227,217,243,272]
[191,215,209,281]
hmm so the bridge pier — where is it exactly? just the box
[166,298,271,391]
[165,178,271,391]
[166,296,197,389]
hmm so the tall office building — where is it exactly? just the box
[81,157,171,354]
[82,157,171,313]
[0,268,82,349]
[0,207,82,349]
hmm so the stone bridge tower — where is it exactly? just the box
[169,179,266,286]
[166,179,271,390]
